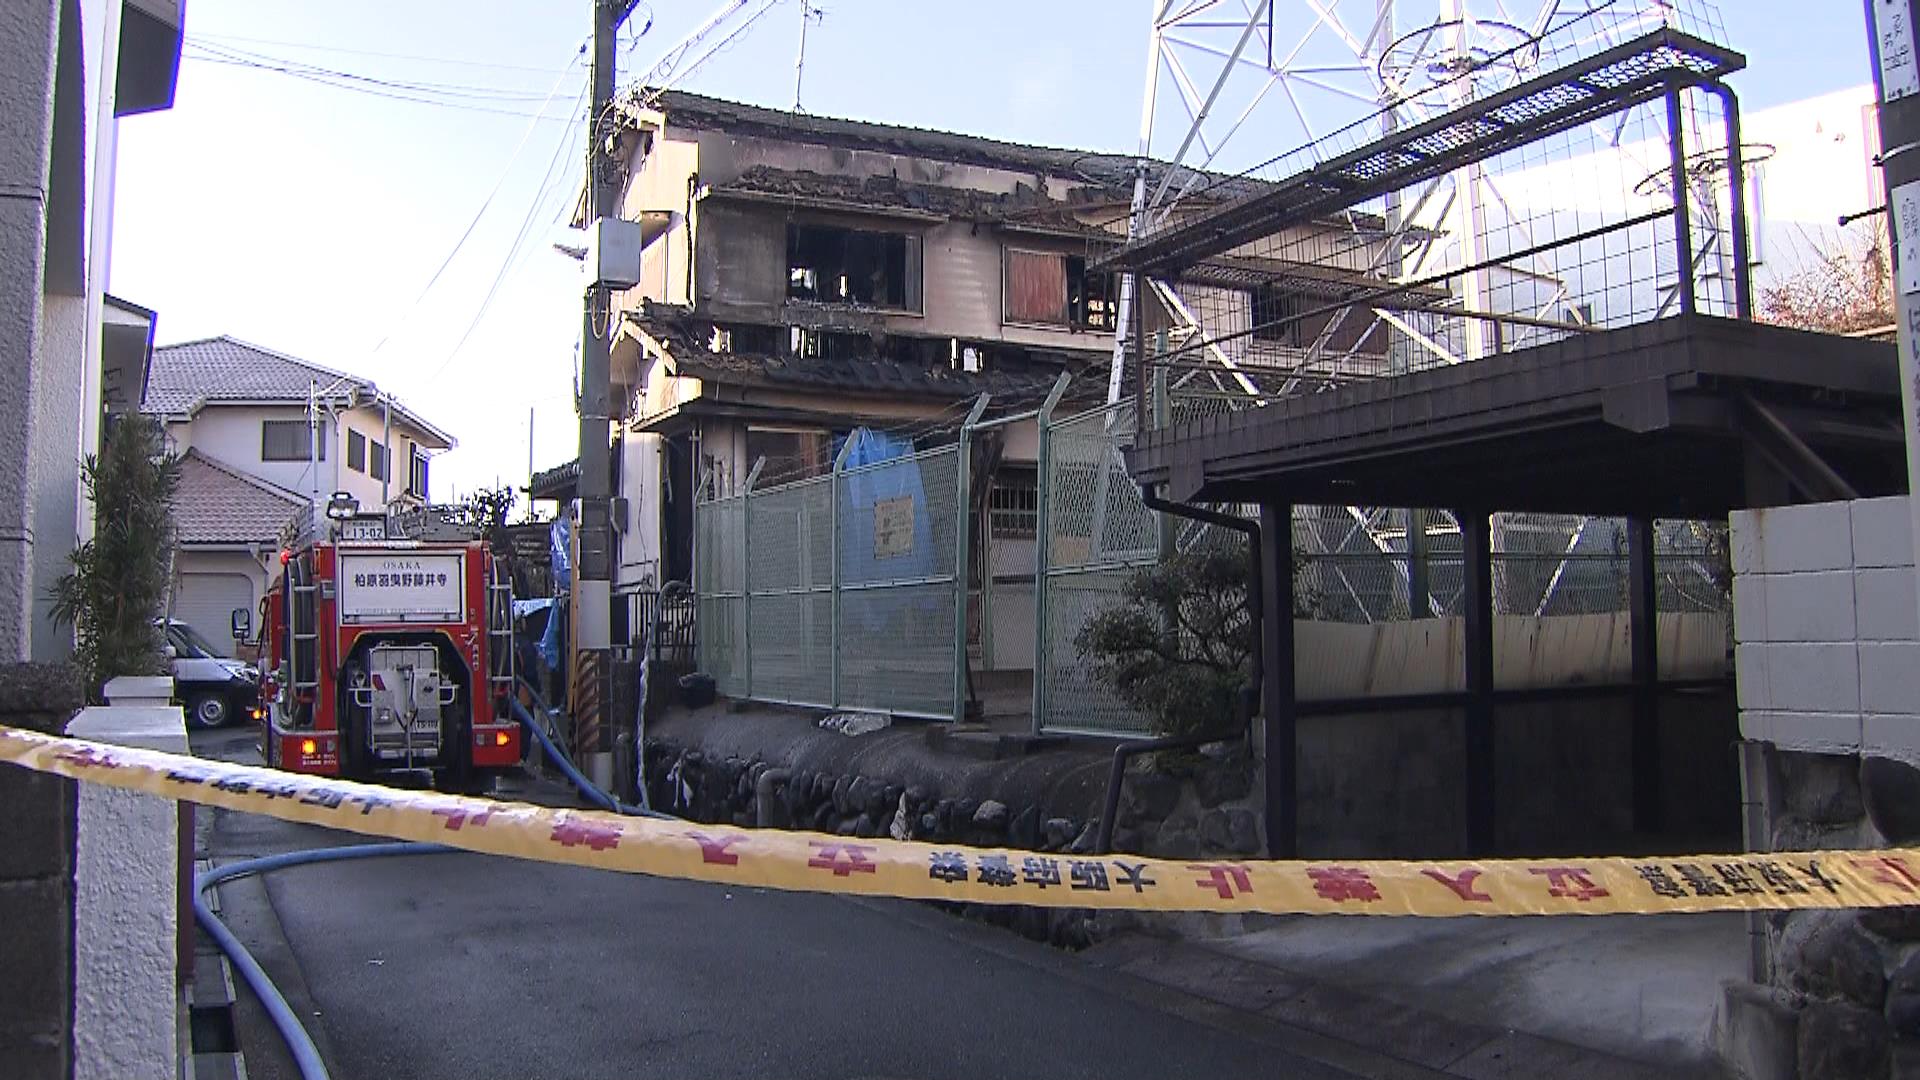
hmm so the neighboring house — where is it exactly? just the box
[143,336,455,653]
[168,451,305,655]
[2,0,183,661]
[590,90,1396,614]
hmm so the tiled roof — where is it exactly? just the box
[173,450,304,546]
[710,167,1121,238]
[644,90,1271,203]
[143,336,455,448]
[630,307,1080,402]
[144,336,366,416]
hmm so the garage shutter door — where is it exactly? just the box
[175,573,255,657]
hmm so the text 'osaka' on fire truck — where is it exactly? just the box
[238,492,520,791]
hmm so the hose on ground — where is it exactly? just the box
[510,675,672,819]
[197,689,672,1078]
[195,844,448,1080]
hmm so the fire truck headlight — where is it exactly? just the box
[300,739,318,757]
[494,731,511,747]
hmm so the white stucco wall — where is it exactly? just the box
[176,404,333,500]
[616,431,662,591]
[1732,496,1920,762]
[68,699,186,1080]
[31,293,87,662]
[335,405,435,509]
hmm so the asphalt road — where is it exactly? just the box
[191,726,1369,1080]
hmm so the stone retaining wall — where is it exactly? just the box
[643,728,1265,946]
[1718,747,1920,1080]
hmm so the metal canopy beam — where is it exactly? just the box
[1100,28,1746,274]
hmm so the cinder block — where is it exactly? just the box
[1856,567,1920,642]
[1762,642,1860,713]
[1863,713,1920,764]
[1860,641,1920,714]
[1744,710,1863,754]
[1733,574,1768,644]
[0,879,71,1039]
[1738,709,1773,742]
[1732,502,1854,575]
[1852,496,1916,569]
[0,769,71,882]
[1735,642,1771,710]
[1763,571,1856,642]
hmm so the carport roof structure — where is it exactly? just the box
[1127,315,1906,519]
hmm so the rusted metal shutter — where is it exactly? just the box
[1005,250,1067,324]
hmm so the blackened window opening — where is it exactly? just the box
[787,224,921,310]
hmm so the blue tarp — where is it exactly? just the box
[836,428,944,635]
[537,599,563,671]
[512,598,556,620]
[837,427,935,587]
[550,516,573,590]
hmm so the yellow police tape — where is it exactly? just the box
[8,724,1920,917]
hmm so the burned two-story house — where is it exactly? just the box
[592,90,1410,674]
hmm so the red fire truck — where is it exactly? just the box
[258,515,520,790]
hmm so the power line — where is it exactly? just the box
[187,31,578,75]
[367,62,590,359]
[185,39,577,102]
[416,99,589,386]
[180,48,585,121]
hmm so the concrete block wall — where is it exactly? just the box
[1732,497,1920,762]
[0,664,86,1079]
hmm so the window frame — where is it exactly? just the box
[1001,247,1118,333]
[408,447,428,497]
[347,430,367,473]
[784,221,924,314]
[369,440,389,482]
[1251,284,1305,347]
[261,419,324,463]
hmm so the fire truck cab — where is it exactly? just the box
[260,513,520,789]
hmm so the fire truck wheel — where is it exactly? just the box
[186,693,232,729]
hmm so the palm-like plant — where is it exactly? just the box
[50,414,180,696]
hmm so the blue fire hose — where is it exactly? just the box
[196,683,668,1079]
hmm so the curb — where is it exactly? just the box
[187,858,247,1080]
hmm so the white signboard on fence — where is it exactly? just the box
[874,496,915,558]
[338,553,465,622]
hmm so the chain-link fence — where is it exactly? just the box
[694,442,965,720]
[694,388,1731,736]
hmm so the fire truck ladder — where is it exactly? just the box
[486,558,514,696]
[288,557,321,720]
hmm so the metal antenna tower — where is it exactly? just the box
[1108,0,1727,403]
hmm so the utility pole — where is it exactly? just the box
[381,394,392,508]
[307,378,320,510]
[576,0,646,786]
[1866,0,1920,618]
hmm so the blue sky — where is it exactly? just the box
[110,1,1877,502]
